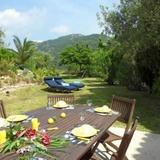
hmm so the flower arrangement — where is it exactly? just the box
[0,123,69,160]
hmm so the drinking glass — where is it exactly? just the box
[46,98,53,110]
[80,111,86,121]
[87,99,92,107]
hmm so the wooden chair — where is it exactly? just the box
[0,100,7,118]
[111,118,137,160]
[47,94,75,105]
[92,119,138,160]
[101,95,136,150]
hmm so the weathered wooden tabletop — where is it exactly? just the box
[0,105,120,160]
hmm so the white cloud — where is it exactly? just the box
[0,8,46,38]
[50,25,69,34]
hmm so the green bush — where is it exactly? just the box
[0,60,16,76]
[153,77,160,95]
[117,61,143,90]
[34,68,57,83]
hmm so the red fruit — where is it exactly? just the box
[24,128,36,139]
[41,133,51,145]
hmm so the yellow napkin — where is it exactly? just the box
[54,101,68,108]
[71,124,97,138]
[94,105,112,113]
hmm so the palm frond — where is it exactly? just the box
[12,36,35,67]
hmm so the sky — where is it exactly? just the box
[0,0,119,47]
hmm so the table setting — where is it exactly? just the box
[64,124,100,145]
[0,113,70,160]
[46,100,75,110]
[0,100,120,160]
[86,102,119,116]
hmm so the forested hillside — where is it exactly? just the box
[36,34,107,55]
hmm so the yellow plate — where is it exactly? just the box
[6,115,28,122]
[71,124,97,138]
[94,106,112,113]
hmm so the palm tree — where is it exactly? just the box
[12,36,35,69]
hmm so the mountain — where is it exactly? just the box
[36,34,107,56]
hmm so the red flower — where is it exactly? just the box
[24,128,36,139]
[41,133,50,145]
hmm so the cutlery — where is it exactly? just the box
[77,136,90,141]
[47,127,59,131]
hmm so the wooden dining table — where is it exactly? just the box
[0,105,120,160]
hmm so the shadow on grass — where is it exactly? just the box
[86,83,115,87]
[41,87,74,94]
[82,78,104,83]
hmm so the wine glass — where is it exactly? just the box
[86,99,94,112]
[87,99,92,107]
[46,98,53,110]
[80,111,86,122]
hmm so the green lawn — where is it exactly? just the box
[1,77,160,134]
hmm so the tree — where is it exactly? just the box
[60,44,92,76]
[12,36,35,69]
[94,38,121,84]
[136,46,160,93]
[98,0,160,92]
[31,52,54,69]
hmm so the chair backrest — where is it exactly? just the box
[113,119,138,160]
[48,94,74,105]
[45,79,58,87]
[0,100,7,118]
[54,77,64,85]
[111,95,136,131]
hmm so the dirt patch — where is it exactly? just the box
[0,83,36,94]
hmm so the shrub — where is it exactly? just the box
[17,69,35,83]
[34,68,57,83]
[153,77,160,95]
[0,60,15,76]
[117,61,143,90]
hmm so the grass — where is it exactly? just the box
[1,77,160,134]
